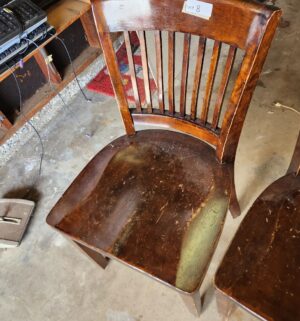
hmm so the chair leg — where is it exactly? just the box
[216,290,235,320]
[229,165,241,218]
[180,290,202,317]
[73,240,109,269]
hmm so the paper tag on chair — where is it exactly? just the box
[182,0,213,20]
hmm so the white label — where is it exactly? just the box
[182,0,213,20]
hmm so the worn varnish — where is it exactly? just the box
[215,174,300,321]
[215,131,300,321]
[47,0,282,315]
[92,0,281,163]
[47,130,230,293]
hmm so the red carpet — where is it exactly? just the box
[87,32,157,105]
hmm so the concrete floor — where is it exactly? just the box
[0,0,299,320]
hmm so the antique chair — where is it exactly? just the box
[46,0,281,315]
[215,131,300,321]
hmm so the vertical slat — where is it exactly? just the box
[155,31,164,113]
[180,33,191,117]
[211,46,236,129]
[124,31,141,112]
[168,31,175,115]
[200,40,221,123]
[97,32,135,135]
[190,37,206,120]
[138,31,152,112]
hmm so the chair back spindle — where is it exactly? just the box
[155,31,164,113]
[139,31,152,112]
[180,33,191,117]
[92,0,281,163]
[168,31,175,115]
[124,31,141,112]
[190,37,206,121]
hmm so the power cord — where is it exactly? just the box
[24,38,84,128]
[3,31,94,184]
[5,63,44,184]
[48,32,91,102]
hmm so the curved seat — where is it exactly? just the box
[215,173,300,321]
[47,130,231,293]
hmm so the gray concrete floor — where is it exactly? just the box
[0,0,299,320]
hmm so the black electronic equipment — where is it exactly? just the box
[0,7,22,50]
[0,23,54,67]
[31,0,59,9]
[0,0,55,69]
[6,0,47,32]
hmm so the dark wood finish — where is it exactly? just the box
[180,33,191,117]
[215,173,300,321]
[200,40,221,123]
[47,130,231,294]
[228,164,241,218]
[92,0,281,163]
[132,112,218,145]
[190,37,206,121]
[95,30,135,135]
[215,130,300,321]
[124,31,141,111]
[47,0,282,315]
[168,31,175,114]
[217,11,281,162]
[211,46,236,130]
[80,9,101,48]
[34,48,62,85]
[91,0,281,226]
[94,0,276,50]
[155,31,164,113]
[139,31,152,112]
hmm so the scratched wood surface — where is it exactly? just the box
[215,130,300,320]
[47,0,282,311]
[47,130,231,293]
[215,173,300,321]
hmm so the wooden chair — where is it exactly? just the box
[46,0,281,315]
[215,131,300,321]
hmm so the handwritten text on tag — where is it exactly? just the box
[182,0,213,20]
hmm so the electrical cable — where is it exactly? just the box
[5,63,44,183]
[48,32,91,102]
[2,23,92,187]
[25,37,91,130]
[3,31,93,184]
[24,38,82,127]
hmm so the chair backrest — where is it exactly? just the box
[92,0,281,163]
[288,131,300,176]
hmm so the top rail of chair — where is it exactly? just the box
[92,0,280,50]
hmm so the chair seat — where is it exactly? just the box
[215,173,300,321]
[47,130,231,293]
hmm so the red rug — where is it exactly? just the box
[87,32,157,105]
